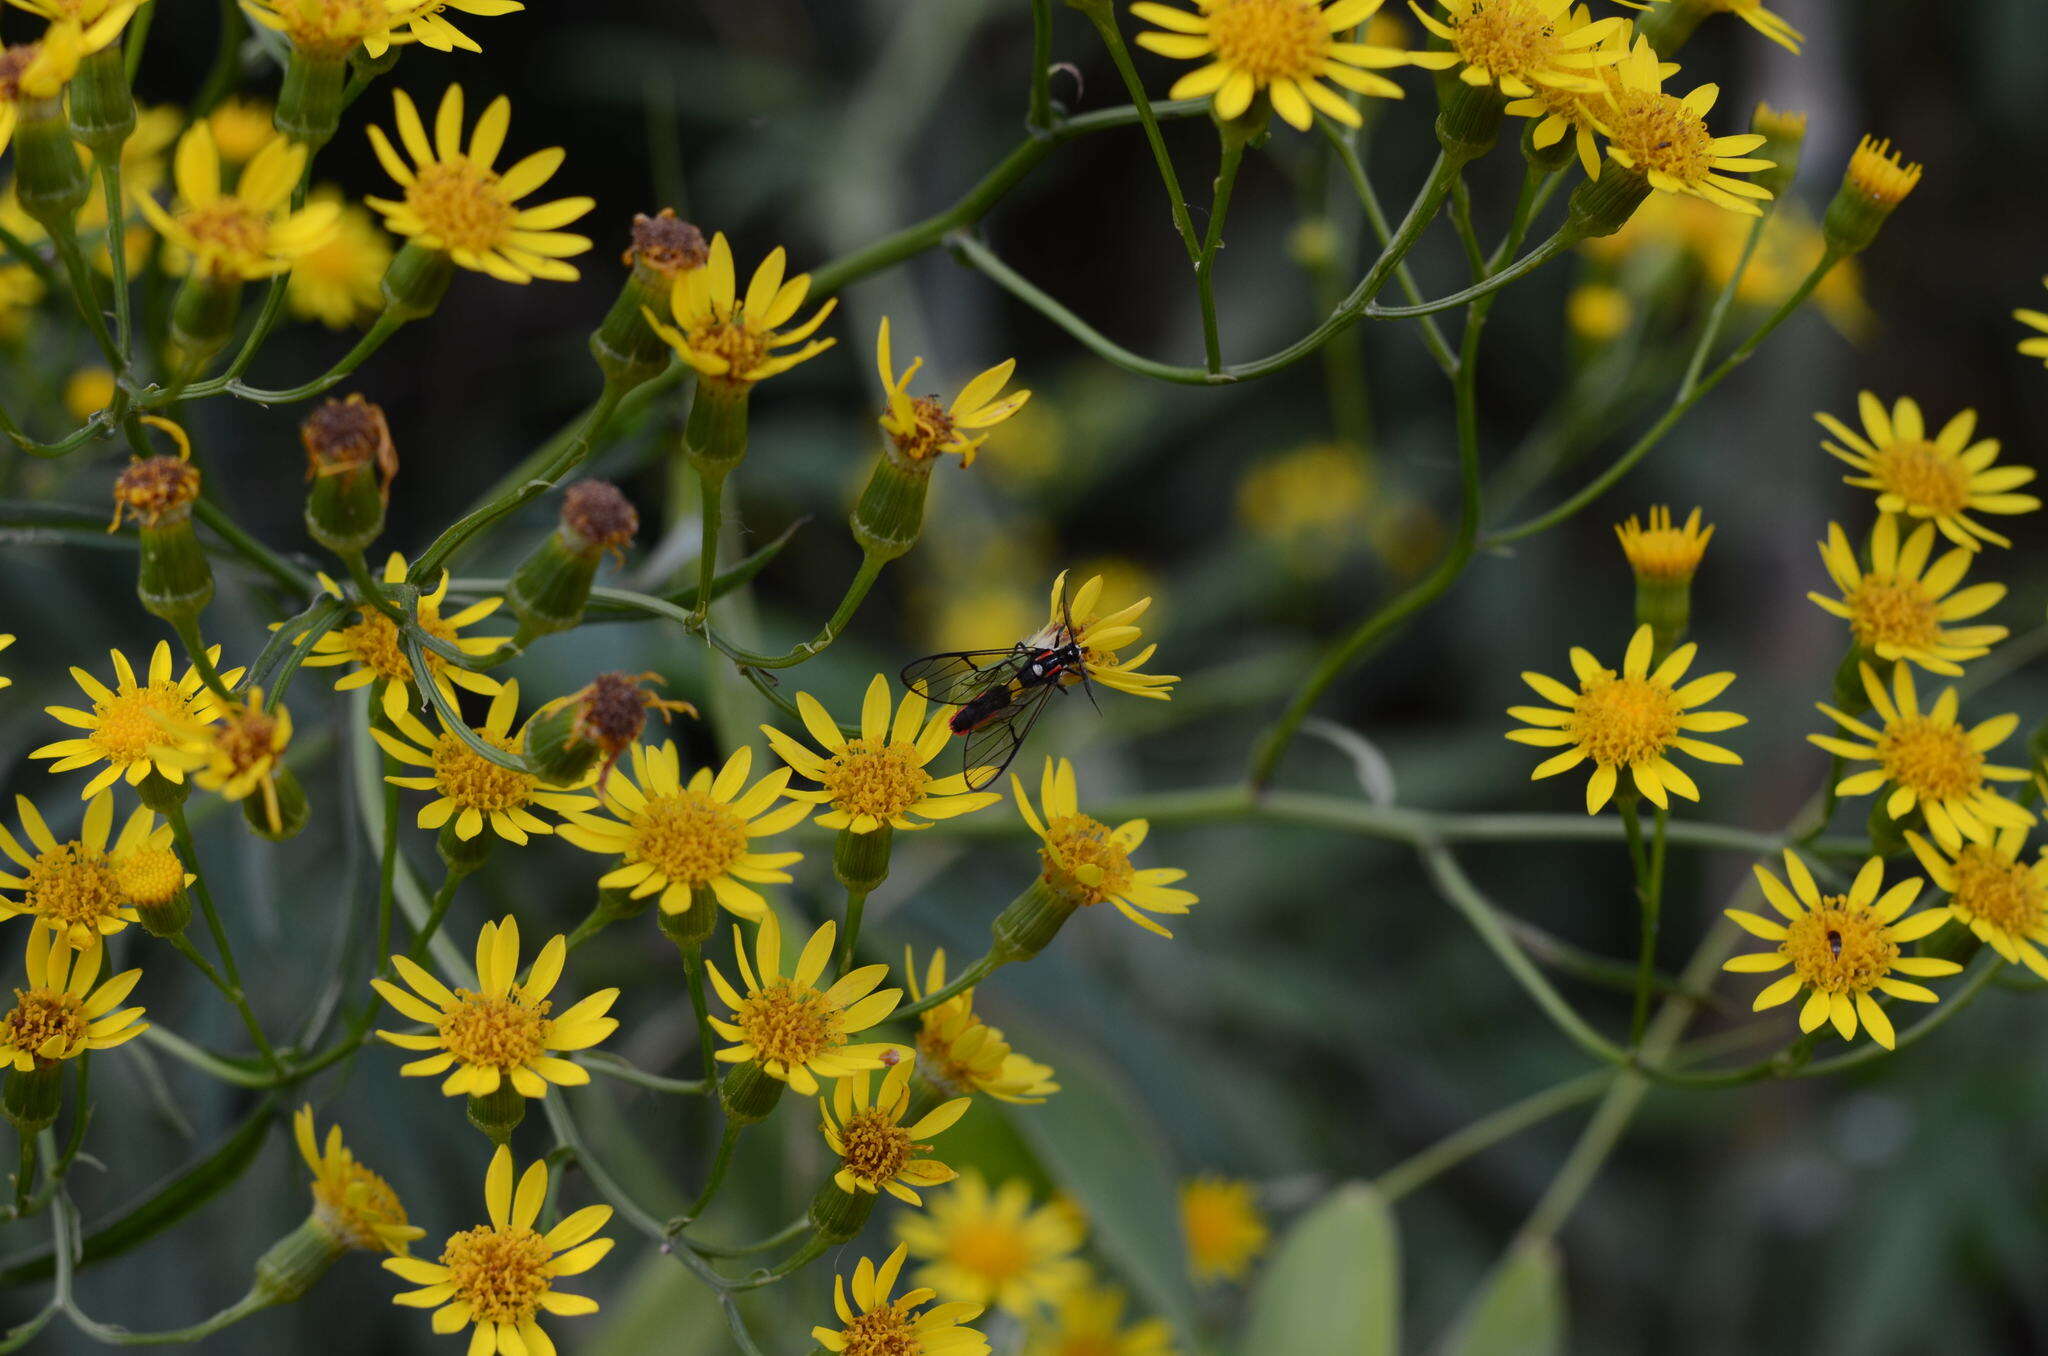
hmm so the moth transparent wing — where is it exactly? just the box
[900,649,1027,706]
[960,681,1055,791]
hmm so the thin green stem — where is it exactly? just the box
[897,951,1005,1020]
[1078,6,1204,264]
[97,159,133,359]
[1316,117,1452,373]
[1677,205,1771,397]
[168,615,235,702]
[48,223,122,374]
[838,889,869,977]
[1027,0,1055,131]
[1629,804,1669,1046]
[162,930,281,1075]
[193,497,319,594]
[690,467,726,628]
[685,1122,745,1222]
[1375,1070,1613,1204]
[700,551,886,669]
[682,949,718,1085]
[681,1216,810,1258]
[342,546,405,624]
[153,311,403,407]
[575,1051,706,1096]
[1195,135,1245,373]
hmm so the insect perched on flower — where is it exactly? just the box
[0,927,146,1071]
[1131,0,1414,132]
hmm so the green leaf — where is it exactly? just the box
[1241,1181,1400,1356]
[999,1034,1199,1346]
[1439,1240,1566,1356]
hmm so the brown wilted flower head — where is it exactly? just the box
[0,44,40,101]
[301,394,396,502]
[568,671,695,786]
[624,209,708,277]
[560,480,638,561]
[110,457,201,530]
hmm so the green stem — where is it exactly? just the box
[838,890,868,977]
[342,546,405,624]
[193,497,319,594]
[1026,0,1055,131]
[690,466,726,628]
[685,1122,745,1222]
[682,1216,810,1258]
[124,1,155,81]
[683,949,719,1085]
[699,551,886,669]
[896,951,1004,1020]
[152,311,403,407]
[168,614,235,702]
[574,1051,706,1096]
[163,931,280,1075]
[1195,135,1245,373]
[1375,1071,1612,1204]
[97,158,132,359]
[1078,5,1204,264]
[1677,205,1771,398]
[48,222,122,374]
[1316,117,1453,373]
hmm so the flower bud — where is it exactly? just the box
[246,764,309,841]
[250,1217,346,1306]
[717,1058,784,1126]
[849,451,931,564]
[521,672,692,788]
[67,45,134,156]
[168,271,244,379]
[465,1081,525,1145]
[656,884,720,952]
[1615,506,1711,665]
[3,1063,63,1136]
[591,210,705,387]
[1435,78,1505,164]
[1824,136,1922,257]
[275,49,346,149]
[301,395,395,554]
[807,1180,875,1245]
[1522,116,1576,173]
[379,240,453,322]
[682,379,749,476]
[1565,164,1652,240]
[120,841,193,938]
[12,94,89,234]
[508,481,638,644]
[111,422,212,623]
[437,819,493,875]
[135,768,190,814]
[1749,102,1806,202]
[833,823,892,896]
[988,878,1079,966]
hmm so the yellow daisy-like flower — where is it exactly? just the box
[705,911,903,1095]
[4,0,137,64]
[137,125,340,282]
[32,642,243,798]
[558,743,806,921]
[206,97,276,165]
[1906,828,2048,980]
[1025,1280,1177,1356]
[372,681,594,845]
[1842,135,1922,211]
[2014,276,2048,369]
[373,915,619,1100]
[1594,36,1773,216]
[293,1105,426,1255]
[1808,515,2007,677]
[1180,1177,1268,1282]
[391,0,523,53]
[1815,394,2039,550]
[0,39,85,147]
[905,949,1059,1104]
[384,1145,613,1356]
[365,85,594,284]
[1507,624,1745,814]
[894,1173,1090,1316]
[875,317,1031,467]
[762,674,1002,834]
[0,926,145,1070]
[288,190,394,328]
[641,231,836,389]
[1497,10,1639,179]
[814,1242,990,1356]
[154,689,296,835]
[1046,569,1179,702]
[1722,851,1957,1049]
[820,1061,970,1205]
[1406,0,1624,99]
[0,792,170,947]
[1131,0,1411,132]
[1810,662,2032,852]
[1615,504,1712,584]
[1644,0,1801,52]
[241,0,419,58]
[1013,757,1197,938]
[304,552,508,723]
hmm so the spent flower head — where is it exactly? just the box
[293,1105,425,1255]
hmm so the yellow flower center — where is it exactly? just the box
[1845,578,1940,652]
[1606,89,1713,186]
[1568,673,1681,768]
[886,394,958,462]
[1875,718,1983,802]
[404,160,514,255]
[1039,814,1134,907]
[312,1163,410,1251]
[839,1305,920,1356]
[270,0,395,53]
[178,201,270,272]
[88,682,190,762]
[115,845,184,907]
[1780,900,1895,994]
[734,980,835,1069]
[1447,0,1565,80]
[820,741,930,821]
[439,1223,554,1326]
[25,845,127,930]
[1,988,87,1063]
[945,1220,1032,1287]
[1947,846,2044,938]
[1206,0,1328,84]
[333,607,457,683]
[628,791,749,884]
[438,991,549,1070]
[684,317,771,385]
[838,1106,918,1186]
[1869,440,1969,517]
[430,732,537,812]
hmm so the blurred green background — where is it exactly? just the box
[5,0,2048,1351]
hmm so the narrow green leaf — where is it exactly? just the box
[1241,1181,1400,1356]
[1439,1240,1566,1356]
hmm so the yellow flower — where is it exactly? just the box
[1131,0,1411,131]
[390,0,523,53]
[287,189,393,328]
[894,1173,1089,1316]
[153,688,296,834]
[1236,443,1374,576]
[1407,0,1624,99]
[1594,36,1773,216]
[1722,851,1957,1049]
[293,1105,426,1255]
[0,926,145,1070]
[558,743,805,920]
[820,1061,969,1205]
[763,674,1002,834]
[365,85,593,284]
[1507,623,1745,814]
[2014,276,2048,369]
[0,792,170,947]
[1615,505,1711,584]
[1810,662,2032,852]
[1024,1279,1178,1356]
[905,948,1059,1104]
[1906,828,2048,980]
[137,125,340,282]
[642,231,836,389]
[384,1145,613,1356]
[1842,135,1922,211]
[242,0,417,59]
[206,96,276,165]
[1499,12,1636,178]
[814,1241,990,1356]
[1013,757,1196,937]
[876,317,1031,467]
[303,552,508,723]
[1808,515,2006,676]
[4,1,137,80]
[1048,569,1179,702]
[705,910,904,1095]
[1644,0,1800,52]
[0,40,71,156]
[1816,393,2039,550]
[1180,1177,1267,1282]
[373,915,618,1100]
[32,643,243,798]
[62,366,115,420]
[372,681,594,845]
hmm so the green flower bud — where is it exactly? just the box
[246,765,310,841]
[67,45,134,156]
[168,271,244,380]
[275,49,347,149]
[849,451,931,563]
[1436,78,1506,164]
[1615,506,1711,668]
[657,883,721,953]
[988,878,1079,966]
[1565,164,1652,241]
[833,823,893,896]
[3,1062,64,1136]
[380,240,454,322]
[465,1081,525,1145]
[717,1059,784,1126]
[590,210,704,388]
[683,379,749,476]
[1824,136,1922,257]
[135,768,190,814]
[509,481,638,644]
[807,1179,875,1245]
[13,95,89,233]
[251,1217,346,1306]
[301,395,394,554]
[437,819,494,875]
[112,434,213,623]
